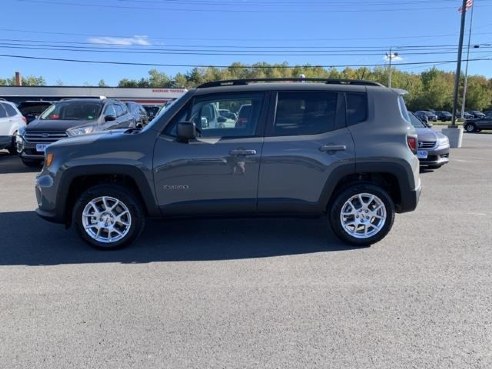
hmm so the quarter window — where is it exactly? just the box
[346,93,368,125]
[273,91,338,136]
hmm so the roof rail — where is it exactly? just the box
[197,78,384,88]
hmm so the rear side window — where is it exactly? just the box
[0,103,7,118]
[273,91,337,136]
[3,103,18,117]
[346,93,367,125]
[398,95,411,124]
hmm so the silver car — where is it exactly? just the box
[409,112,450,169]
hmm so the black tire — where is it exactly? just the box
[7,146,18,155]
[73,184,145,250]
[8,134,18,155]
[465,123,476,133]
[21,158,42,167]
[329,183,395,247]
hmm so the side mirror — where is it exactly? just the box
[426,122,433,128]
[104,115,116,122]
[177,121,197,142]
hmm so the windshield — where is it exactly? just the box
[409,112,427,128]
[39,101,102,121]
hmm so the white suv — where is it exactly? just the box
[0,101,26,154]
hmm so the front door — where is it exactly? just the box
[153,92,267,215]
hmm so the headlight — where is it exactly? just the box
[66,125,96,137]
[436,134,449,147]
[17,125,26,137]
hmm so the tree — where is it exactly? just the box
[98,79,108,87]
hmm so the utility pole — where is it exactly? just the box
[451,0,468,127]
[460,3,475,119]
[386,48,399,88]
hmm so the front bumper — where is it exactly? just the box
[418,146,450,167]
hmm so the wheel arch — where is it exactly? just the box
[320,162,417,213]
[58,165,160,227]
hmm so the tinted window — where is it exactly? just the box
[40,101,102,120]
[3,103,18,117]
[0,103,7,118]
[274,91,337,136]
[346,93,367,125]
[165,94,263,138]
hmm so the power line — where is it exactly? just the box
[1,53,490,69]
[17,0,492,13]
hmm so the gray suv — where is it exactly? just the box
[35,78,421,249]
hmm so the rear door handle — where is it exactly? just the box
[229,149,257,156]
[319,145,347,152]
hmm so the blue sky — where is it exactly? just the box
[1,0,491,86]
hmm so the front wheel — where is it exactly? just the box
[73,184,145,250]
[8,133,18,155]
[329,184,395,246]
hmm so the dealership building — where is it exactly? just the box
[0,86,187,105]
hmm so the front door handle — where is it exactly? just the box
[229,149,257,156]
[319,145,346,152]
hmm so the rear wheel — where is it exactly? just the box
[465,123,477,133]
[329,184,395,246]
[73,184,145,250]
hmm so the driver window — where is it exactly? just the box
[164,94,263,138]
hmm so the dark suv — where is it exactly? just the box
[35,78,421,249]
[17,98,134,167]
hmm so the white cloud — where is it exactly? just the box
[88,35,151,46]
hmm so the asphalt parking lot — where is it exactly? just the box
[0,132,491,369]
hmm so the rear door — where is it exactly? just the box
[153,92,267,215]
[257,90,356,213]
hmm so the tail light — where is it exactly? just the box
[407,135,417,154]
[21,116,27,123]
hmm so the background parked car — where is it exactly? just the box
[463,115,492,133]
[469,110,485,119]
[125,101,149,127]
[415,110,438,122]
[409,112,449,169]
[17,98,134,167]
[0,100,26,155]
[435,111,453,121]
[17,100,53,124]
[457,111,474,119]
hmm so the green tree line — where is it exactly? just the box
[2,64,491,111]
